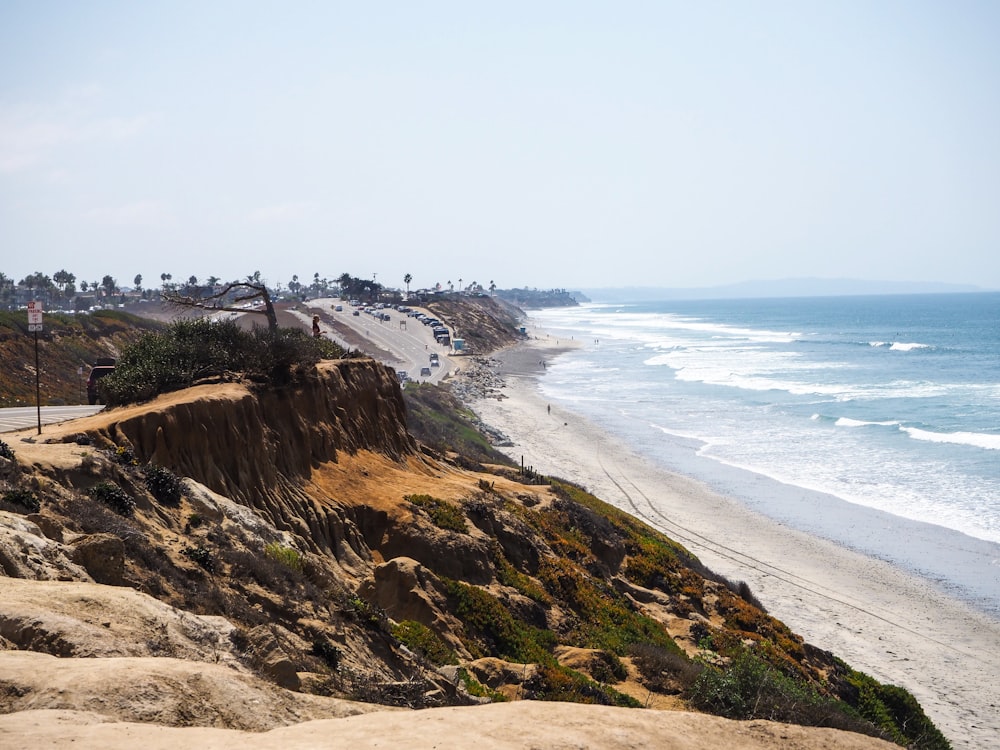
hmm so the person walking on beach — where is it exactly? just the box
[312,315,321,338]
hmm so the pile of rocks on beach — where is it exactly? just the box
[448,356,514,447]
[448,356,507,401]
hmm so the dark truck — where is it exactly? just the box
[86,358,116,405]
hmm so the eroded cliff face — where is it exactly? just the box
[88,359,416,506]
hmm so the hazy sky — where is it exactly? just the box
[2,1,999,292]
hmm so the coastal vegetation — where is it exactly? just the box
[98,317,349,406]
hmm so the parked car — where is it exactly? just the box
[86,358,116,405]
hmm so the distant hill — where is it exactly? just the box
[582,278,990,303]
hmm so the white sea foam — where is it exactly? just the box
[889,342,931,352]
[835,417,899,428]
[901,426,1000,451]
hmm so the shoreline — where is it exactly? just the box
[467,333,1000,750]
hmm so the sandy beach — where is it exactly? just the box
[468,334,1000,750]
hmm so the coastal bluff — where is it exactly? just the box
[0,356,939,749]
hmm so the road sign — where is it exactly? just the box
[27,300,43,327]
[27,302,44,434]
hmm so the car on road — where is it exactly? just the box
[86,358,116,405]
[420,367,432,377]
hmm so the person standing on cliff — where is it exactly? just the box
[312,315,321,338]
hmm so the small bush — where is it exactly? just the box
[88,481,135,516]
[264,542,303,571]
[405,494,468,533]
[630,642,702,693]
[688,648,869,733]
[181,545,216,572]
[110,445,138,466]
[393,620,457,666]
[311,638,342,670]
[523,664,641,707]
[2,488,40,513]
[346,594,388,631]
[444,578,555,664]
[457,667,507,702]
[0,439,14,460]
[142,463,183,505]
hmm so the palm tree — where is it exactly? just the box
[404,273,412,296]
[489,280,496,296]
[133,274,142,292]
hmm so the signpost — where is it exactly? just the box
[27,301,43,434]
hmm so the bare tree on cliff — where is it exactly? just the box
[161,273,278,331]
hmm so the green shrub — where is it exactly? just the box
[444,579,555,663]
[110,445,138,466]
[456,667,507,701]
[848,669,951,750]
[494,553,550,603]
[405,494,468,533]
[524,664,641,707]
[0,439,14,460]
[630,642,702,693]
[393,620,457,666]
[2,488,40,513]
[264,542,303,571]
[100,317,349,405]
[88,481,135,516]
[311,638,342,670]
[142,463,183,505]
[688,648,878,736]
[181,545,216,572]
[346,595,388,631]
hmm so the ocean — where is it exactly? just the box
[529,292,1000,616]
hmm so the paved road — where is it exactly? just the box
[298,298,457,385]
[0,405,104,434]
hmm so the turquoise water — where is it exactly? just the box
[530,292,1000,613]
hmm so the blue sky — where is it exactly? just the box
[2,1,999,292]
